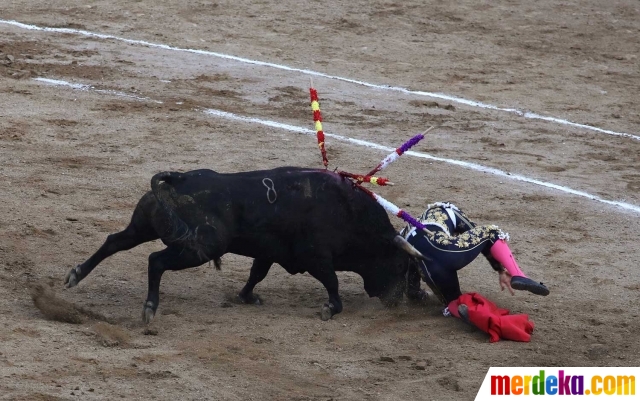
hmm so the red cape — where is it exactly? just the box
[448,292,534,343]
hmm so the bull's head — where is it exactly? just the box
[369,235,431,306]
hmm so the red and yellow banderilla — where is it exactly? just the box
[309,80,329,168]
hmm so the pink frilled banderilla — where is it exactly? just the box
[339,131,433,230]
[367,131,429,176]
[352,183,430,231]
[338,128,433,229]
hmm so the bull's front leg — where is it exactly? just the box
[307,263,343,321]
[237,258,273,305]
[405,263,429,304]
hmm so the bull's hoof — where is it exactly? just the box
[320,303,334,321]
[407,289,430,305]
[64,265,81,288]
[142,301,156,324]
[236,293,262,305]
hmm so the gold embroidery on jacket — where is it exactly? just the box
[403,205,509,252]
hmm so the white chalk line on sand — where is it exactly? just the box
[34,78,164,103]
[32,77,640,215]
[3,19,639,142]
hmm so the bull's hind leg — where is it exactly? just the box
[65,194,159,288]
[237,258,272,305]
[143,246,208,324]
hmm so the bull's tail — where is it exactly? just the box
[150,172,193,245]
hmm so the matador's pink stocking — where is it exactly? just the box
[489,239,528,278]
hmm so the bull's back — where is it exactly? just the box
[159,167,398,259]
[222,167,363,238]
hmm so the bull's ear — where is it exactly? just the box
[393,235,432,262]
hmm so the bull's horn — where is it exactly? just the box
[393,235,430,261]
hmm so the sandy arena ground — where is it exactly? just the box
[1,1,639,400]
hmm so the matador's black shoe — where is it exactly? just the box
[510,276,550,296]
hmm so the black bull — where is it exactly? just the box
[64,167,429,323]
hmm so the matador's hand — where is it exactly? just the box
[499,270,515,296]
